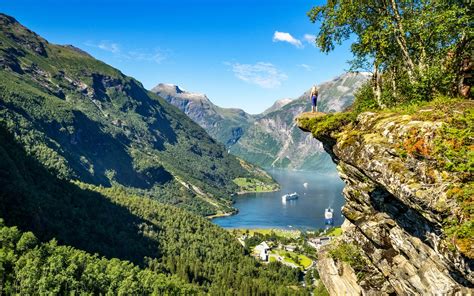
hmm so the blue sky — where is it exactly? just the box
[1,0,353,114]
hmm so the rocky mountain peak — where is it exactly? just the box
[262,98,293,115]
[152,83,209,102]
[0,13,48,57]
[0,13,17,25]
[151,83,254,146]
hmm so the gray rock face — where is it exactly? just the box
[318,254,362,296]
[261,98,292,116]
[297,108,474,295]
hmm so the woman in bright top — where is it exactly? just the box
[310,85,318,112]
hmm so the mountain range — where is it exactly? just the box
[152,83,253,147]
[153,72,370,171]
[0,13,307,294]
[0,13,274,217]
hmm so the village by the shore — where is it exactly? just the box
[228,227,342,287]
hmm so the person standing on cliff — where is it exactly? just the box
[310,85,319,113]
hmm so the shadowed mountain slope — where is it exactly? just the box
[0,13,274,216]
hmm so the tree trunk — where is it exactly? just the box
[419,46,427,72]
[451,33,472,98]
[389,0,416,83]
[373,63,384,108]
[390,67,398,99]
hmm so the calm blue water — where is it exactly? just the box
[213,169,346,230]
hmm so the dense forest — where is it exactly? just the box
[0,123,307,294]
[0,221,199,294]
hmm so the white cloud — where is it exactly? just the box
[272,31,303,48]
[127,49,166,64]
[85,41,167,64]
[86,40,121,53]
[299,64,313,71]
[99,41,120,53]
[303,34,316,46]
[227,62,287,89]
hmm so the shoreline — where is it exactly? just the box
[226,227,301,232]
[206,209,239,219]
[235,186,280,195]
[207,186,279,220]
[227,228,303,239]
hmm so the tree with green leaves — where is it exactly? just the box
[308,0,472,108]
[304,269,313,287]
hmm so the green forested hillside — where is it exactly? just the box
[0,123,306,294]
[0,12,307,294]
[0,13,274,216]
[0,221,199,294]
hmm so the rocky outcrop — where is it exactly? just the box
[0,13,48,57]
[317,254,362,296]
[297,103,474,295]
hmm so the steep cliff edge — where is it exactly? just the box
[296,99,473,295]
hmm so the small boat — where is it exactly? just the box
[325,208,334,225]
[282,192,299,201]
[303,182,308,189]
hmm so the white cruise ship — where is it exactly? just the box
[282,192,299,201]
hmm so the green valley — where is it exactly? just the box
[0,13,275,217]
[233,177,279,193]
[0,12,315,295]
[0,108,306,294]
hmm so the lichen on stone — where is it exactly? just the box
[296,99,474,293]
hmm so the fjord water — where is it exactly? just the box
[213,169,346,230]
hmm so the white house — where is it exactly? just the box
[308,237,331,250]
[255,241,270,261]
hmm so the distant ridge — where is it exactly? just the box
[262,98,293,116]
[152,83,209,102]
[154,72,370,170]
[152,83,254,147]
